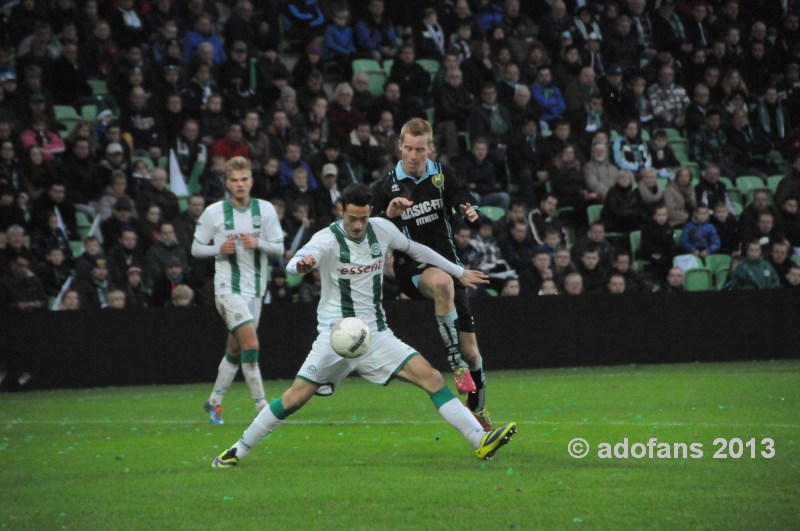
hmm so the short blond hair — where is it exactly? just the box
[225,156,251,175]
[399,118,433,145]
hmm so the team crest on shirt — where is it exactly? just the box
[252,215,262,228]
[307,365,317,375]
[371,243,380,255]
[235,313,243,320]
[431,173,445,188]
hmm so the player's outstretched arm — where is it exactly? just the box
[458,268,489,289]
[287,254,317,274]
[385,197,413,218]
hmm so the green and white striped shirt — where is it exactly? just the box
[194,198,284,297]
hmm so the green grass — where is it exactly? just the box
[1,360,798,530]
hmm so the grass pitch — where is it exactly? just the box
[0,360,798,530]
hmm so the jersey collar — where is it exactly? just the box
[394,159,438,183]
[332,219,368,243]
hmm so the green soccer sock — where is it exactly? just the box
[234,398,289,459]
[430,386,484,448]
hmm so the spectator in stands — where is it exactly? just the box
[173,194,205,260]
[0,252,47,311]
[506,117,546,206]
[663,167,696,227]
[685,84,712,136]
[664,266,684,292]
[768,240,793,286]
[30,209,71,261]
[562,271,584,295]
[328,82,364,143]
[738,189,783,243]
[144,222,187,287]
[76,255,112,308]
[458,137,509,211]
[603,15,640,76]
[20,116,64,161]
[211,122,249,161]
[389,42,432,116]
[435,68,475,163]
[572,220,612,267]
[30,181,78,242]
[786,262,800,288]
[613,119,651,175]
[56,287,80,311]
[122,87,164,158]
[367,81,409,132]
[584,141,620,201]
[531,66,566,128]
[778,194,800,250]
[754,86,789,156]
[649,130,680,180]
[97,171,134,222]
[528,193,564,245]
[355,0,397,62]
[636,168,665,223]
[323,8,356,82]
[106,227,144,288]
[150,255,189,306]
[679,204,720,258]
[710,201,740,255]
[182,12,225,66]
[726,110,776,178]
[610,248,649,293]
[99,197,143,253]
[640,204,676,284]
[549,143,588,216]
[137,168,179,222]
[36,245,70,298]
[576,242,607,294]
[605,272,625,294]
[280,166,315,215]
[602,170,640,233]
[499,218,536,284]
[278,141,317,191]
[121,264,147,308]
[732,239,781,289]
[695,163,735,214]
[647,65,689,130]
[104,289,126,309]
[345,121,384,184]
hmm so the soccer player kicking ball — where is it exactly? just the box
[212,184,516,467]
[192,156,284,424]
[372,118,492,430]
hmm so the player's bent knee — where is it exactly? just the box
[281,381,317,412]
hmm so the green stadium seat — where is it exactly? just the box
[684,267,713,291]
[629,230,642,259]
[664,128,683,140]
[69,240,84,257]
[715,267,730,290]
[673,229,682,244]
[353,59,386,95]
[587,204,603,225]
[417,59,440,90]
[424,107,435,127]
[75,211,93,228]
[54,105,81,121]
[732,201,743,215]
[480,205,506,222]
[792,254,800,267]
[668,138,689,162]
[382,59,393,76]
[88,79,109,96]
[736,176,766,197]
[484,288,498,297]
[704,254,731,276]
[81,104,98,121]
[719,176,735,189]
[767,175,783,194]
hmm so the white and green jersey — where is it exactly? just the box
[289,217,412,334]
[194,198,283,297]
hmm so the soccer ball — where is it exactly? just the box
[330,317,371,359]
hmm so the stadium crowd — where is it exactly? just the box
[1,0,800,312]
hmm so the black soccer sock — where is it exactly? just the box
[436,310,463,371]
[467,364,487,412]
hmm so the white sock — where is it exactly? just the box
[242,363,267,410]
[233,401,283,459]
[438,397,485,449]
[209,355,239,405]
